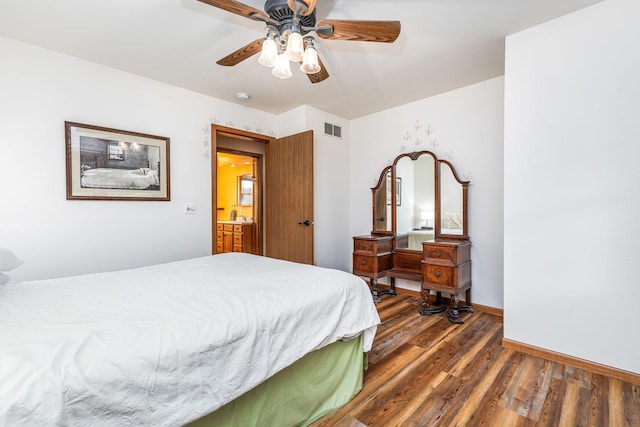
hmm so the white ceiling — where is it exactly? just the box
[0,0,602,119]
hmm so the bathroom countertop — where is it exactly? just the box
[218,220,253,225]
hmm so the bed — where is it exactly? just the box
[0,253,380,426]
[81,167,160,189]
[407,228,435,250]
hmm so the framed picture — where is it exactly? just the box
[386,176,402,206]
[65,122,170,201]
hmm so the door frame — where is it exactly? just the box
[211,125,273,255]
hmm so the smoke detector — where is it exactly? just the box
[236,92,250,102]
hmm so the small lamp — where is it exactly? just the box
[259,27,279,68]
[300,38,321,74]
[285,30,304,62]
[420,211,434,229]
[272,53,292,79]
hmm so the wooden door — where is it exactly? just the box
[265,131,314,264]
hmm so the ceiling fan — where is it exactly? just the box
[197,0,401,83]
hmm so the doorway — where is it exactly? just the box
[211,125,314,264]
[213,127,267,255]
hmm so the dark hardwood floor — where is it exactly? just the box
[310,294,640,426]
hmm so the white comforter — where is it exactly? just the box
[81,168,160,189]
[0,253,380,426]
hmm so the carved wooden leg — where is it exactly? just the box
[378,277,397,297]
[370,278,381,303]
[419,287,445,316]
[446,293,464,324]
[457,288,474,313]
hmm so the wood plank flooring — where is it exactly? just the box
[310,294,640,427]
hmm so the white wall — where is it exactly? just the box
[0,36,277,283]
[350,77,505,308]
[504,0,640,373]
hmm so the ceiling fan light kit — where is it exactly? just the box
[300,39,321,74]
[200,0,401,84]
[258,29,279,67]
[272,53,293,79]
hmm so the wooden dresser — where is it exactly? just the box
[217,223,254,254]
[352,235,395,302]
[420,240,472,323]
[357,150,473,323]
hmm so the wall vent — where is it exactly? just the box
[324,122,342,138]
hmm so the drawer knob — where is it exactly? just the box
[436,252,442,257]
[435,272,441,278]
[361,244,367,249]
[361,260,366,266]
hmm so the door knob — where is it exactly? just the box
[298,220,312,226]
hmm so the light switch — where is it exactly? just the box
[184,204,196,214]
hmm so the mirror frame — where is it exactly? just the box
[436,159,469,240]
[371,151,469,242]
[370,165,393,235]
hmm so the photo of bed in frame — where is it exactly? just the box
[0,252,380,426]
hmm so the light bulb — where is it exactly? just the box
[300,45,321,74]
[285,32,304,62]
[272,53,292,79]
[258,38,278,68]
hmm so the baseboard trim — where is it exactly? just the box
[502,338,640,386]
[377,285,504,318]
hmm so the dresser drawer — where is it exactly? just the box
[233,225,244,232]
[423,264,456,287]
[422,241,470,264]
[216,231,223,240]
[423,261,471,288]
[233,234,244,244]
[353,254,392,276]
[223,224,234,232]
[216,224,223,231]
[353,237,393,254]
[423,245,457,263]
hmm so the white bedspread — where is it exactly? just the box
[0,253,380,426]
[81,168,159,189]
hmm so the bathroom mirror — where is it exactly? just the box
[237,174,253,206]
[371,167,392,234]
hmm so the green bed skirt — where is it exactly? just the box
[185,335,365,427]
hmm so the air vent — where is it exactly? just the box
[324,122,342,138]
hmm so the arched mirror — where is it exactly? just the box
[438,160,469,239]
[370,151,469,245]
[393,152,436,250]
[371,166,392,234]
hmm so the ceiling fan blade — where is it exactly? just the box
[316,20,401,43]
[216,38,263,66]
[197,0,268,20]
[307,55,329,84]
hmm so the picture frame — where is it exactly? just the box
[65,122,170,201]
[386,176,402,206]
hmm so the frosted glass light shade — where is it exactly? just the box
[300,46,321,74]
[258,38,278,67]
[272,53,292,79]
[285,32,304,62]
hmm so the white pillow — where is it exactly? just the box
[0,272,9,285]
[0,248,23,271]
